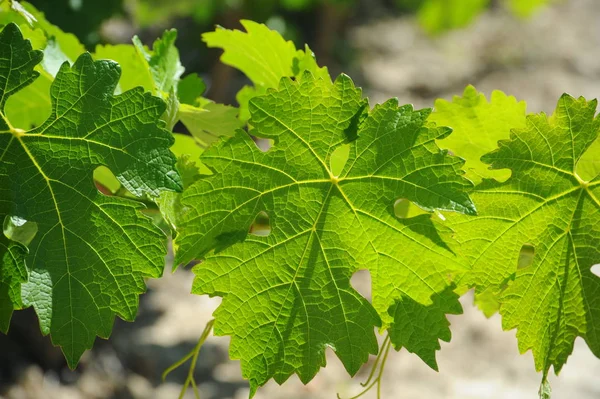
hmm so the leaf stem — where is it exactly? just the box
[162,319,215,399]
[337,334,393,399]
[360,335,389,387]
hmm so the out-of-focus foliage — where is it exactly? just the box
[418,0,489,35]
[28,0,123,45]
[126,0,228,27]
[507,0,551,17]
[417,0,551,34]
[17,0,554,54]
[126,0,354,28]
[124,0,552,36]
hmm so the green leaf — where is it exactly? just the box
[418,0,489,34]
[174,72,475,394]
[179,102,243,147]
[235,85,264,122]
[94,43,155,94]
[133,29,184,95]
[170,133,206,163]
[11,2,84,62]
[0,232,27,332]
[203,21,329,121]
[8,0,36,25]
[430,85,527,183]
[178,73,206,106]
[577,137,600,181]
[157,153,202,233]
[449,94,600,378]
[0,1,85,130]
[203,20,300,88]
[0,23,181,366]
[157,133,210,233]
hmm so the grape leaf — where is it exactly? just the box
[157,153,202,232]
[0,1,85,62]
[174,72,475,394]
[98,29,240,142]
[7,0,36,25]
[577,136,600,181]
[0,1,85,130]
[0,215,35,330]
[448,94,600,380]
[0,233,27,332]
[430,85,527,183]
[203,21,328,121]
[179,102,243,148]
[0,23,181,366]
[203,20,301,88]
[178,73,206,106]
[157,133,211,232]
[94,43,154,94]
[132,29,183,95]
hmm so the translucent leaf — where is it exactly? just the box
[449,94,600,378]
[430,85,527,183]
[178,102,242,148]
[174,72,475,394]
[203,21,329,121]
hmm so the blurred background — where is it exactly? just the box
[2,0,600,398]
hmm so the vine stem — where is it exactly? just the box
[162,319,216,399]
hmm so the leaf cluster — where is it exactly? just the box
[0,4,598,399]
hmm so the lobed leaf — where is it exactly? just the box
[203,20,328,121]
[0,23,181,366]
[174,72,475,394]
[448,93,600,379]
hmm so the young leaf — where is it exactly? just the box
[178,102,243,147]
[178,73,206,106]
[94,43,155,94]
[132,29,184,95]
[0,23,181,366]
[449,94,600,379]
[430,85,527,183]
[203,21,328,121]
[174,72,475,394]
[203,20,303,88]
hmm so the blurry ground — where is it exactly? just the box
[2,0,600,398]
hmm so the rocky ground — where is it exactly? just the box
[2,0,600,398]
